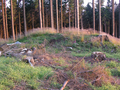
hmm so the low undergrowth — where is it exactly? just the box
[0,57,53,90]
[0,32,120,90]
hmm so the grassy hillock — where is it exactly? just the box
[0,32,120,90]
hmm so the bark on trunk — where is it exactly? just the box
[4,0,8,39]
[69,1,71,30]
[23,0,27,36]
[11,0,15,41]
[39,0,42,28]
[16,25,17,39]
[61,0,63,32]
[56,0,59,32]
[74,0,76,28]
[50,0,54,28]
[99,0,101,34]
[112,0,115,36]
[81,15,83,30]
[0,25,3,38]
[116,22,117,37]
[42,0,45,27]
[32,12,34,30]
[119,0,120,38]
[105,23,107,33]
[46,7,48,27]
[93,0,95,33]
[19,9,21,38]
[76,0,79,32]
[2,0,6,40]
[108,21,110,34]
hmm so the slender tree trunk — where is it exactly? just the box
[74,0,76,28]
[105,23,107,33]
[76,0,79,33]
[2,0,6,40]
[93,0,95,33]
[38,0,42,28]
[99,0,101,34]
[42,0,45,27]
[112,0,115,36]
[15,25,17,38]
[56,0,59,33]
[46,7,48,27]
[69,1,71,30]
[119,0,120,38]
[108,21,110,34]
[72,14,74,27]
[32,12,34,29]
[81,15,83,30]
[4,0,8,39]
[116,22,117,37]
[50,0,54,28]
[0,25,3,38]
[61,0,63,32]
[11,0,15,41]
[19,9,21,38]
[23,0,27,36]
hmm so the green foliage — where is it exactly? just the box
[0,57,53,90]
[111,68,120,77]
[106,61,117,68]
[95,83,120,90]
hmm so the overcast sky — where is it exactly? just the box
[83,0,119,6]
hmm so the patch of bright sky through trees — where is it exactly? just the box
[83,0,119,7]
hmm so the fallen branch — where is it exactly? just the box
[91,74,103,84]
[80,70,93,74]
[60,80,70,90]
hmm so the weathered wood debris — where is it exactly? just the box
[0,42,45,67]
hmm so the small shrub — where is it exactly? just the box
[106,61,117,68]
[111,69,120,76]
[95,83,118,90]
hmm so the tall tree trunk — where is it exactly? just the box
[99,0,101,34]
[112,0,115,36]
[0,25,3,38]
[15,25,17,39]
[19,8,21,38]
[105,23,107,33]
[108,21,110,34]
[72,14,74,27]
[23,0,27,36]
[39,0,42,28]
[115,22,117,37]
[74,0,76,28]
[50,0,54,28]
[4,0,8,39]
[32,12,34,29]
[11,0,15,41]
[46,7,48,27]
[56,0,59,33]
[61,0,63,32]
[69,1,71,30]
[42,0,45,27]
[76,0,79,32]
[2,0,6,40]
[93,0,95,33]
[81,15,83,30]
[119,0,120,38]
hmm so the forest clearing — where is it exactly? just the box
[0,0,120,89]
[0,29,120,90]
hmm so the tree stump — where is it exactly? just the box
[91,52,106,62]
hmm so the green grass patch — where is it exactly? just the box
[0,57,53,90]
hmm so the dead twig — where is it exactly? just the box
[91,74,103,84]
[60,79,70,90]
